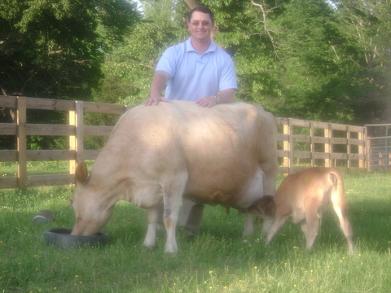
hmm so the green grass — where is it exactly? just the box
[1,172,391,292]
[0,161,69,176]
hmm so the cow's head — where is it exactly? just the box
[71,161,114,236]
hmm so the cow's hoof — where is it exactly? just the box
[143,241,156,249]
[164,244,178,254]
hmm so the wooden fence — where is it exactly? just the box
[277,117,366,173]
[0,96,367,189]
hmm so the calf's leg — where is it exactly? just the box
[332,204,354,253]
[266,216,288,244]
[303,210,320,250]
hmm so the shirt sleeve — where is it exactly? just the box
[219,53,238,91]
[155,47,176,78]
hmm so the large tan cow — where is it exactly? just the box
[71,101,278,253]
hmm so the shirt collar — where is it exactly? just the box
[185,38,217,54]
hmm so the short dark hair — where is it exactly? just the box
[187,5,214,24]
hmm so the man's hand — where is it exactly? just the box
[146,71,169,106]
[196,96,217,107]
[145,96,167,106]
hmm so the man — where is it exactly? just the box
[145,5,237,107]
[145,5,238,234]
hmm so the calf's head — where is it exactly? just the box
[71,162,113,236]
[248,195,276,220]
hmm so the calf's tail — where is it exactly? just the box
[329,170,354,253]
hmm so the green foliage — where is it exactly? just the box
[205,1,283,106]
[0,0,139,150]
[271,0,357,121]
[0,0,139,99]
[333,0,391,123]
[92,0,186,106]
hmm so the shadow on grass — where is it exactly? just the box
[261,197,391,255]
[347,199,391,250]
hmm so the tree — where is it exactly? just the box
[0,0,139,100]
[0,0,139,150]
[92,0,186,105]
[269,0,361,121]
[332,0,391,122]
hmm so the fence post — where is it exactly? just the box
[346,126,351,169]
[69,101,84,178]
[282,118,291,173]
[324,124,332,167]
[359,128,366,169]
[386,125,390,169]
[16,96,27,188]
[310,122,314,167]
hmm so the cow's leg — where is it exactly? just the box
[162,172,188,253]
[178,199,195,226]
[243,213,255,237]
[261,216,274,237]
[179,199,204,236]
[184,203,204,235]
[143,205,161,249]
[259,155,278,198]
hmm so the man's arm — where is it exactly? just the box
[145,71,169,106]
[216,88,236,103]
[196,88,236,107]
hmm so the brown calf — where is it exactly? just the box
[258,168,353,253]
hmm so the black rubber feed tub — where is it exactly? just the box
[43,228,108,248]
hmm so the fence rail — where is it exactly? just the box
[0,95,368,188]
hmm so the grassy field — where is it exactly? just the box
[1,171,391,292]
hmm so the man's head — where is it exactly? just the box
[186,5,214,43]
[187,5,214,24]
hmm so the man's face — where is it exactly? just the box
[187,11,214,42]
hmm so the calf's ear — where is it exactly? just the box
[75,161,89,184]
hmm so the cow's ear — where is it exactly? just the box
[75,161,89,184]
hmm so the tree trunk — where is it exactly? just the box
[184,0,199,9]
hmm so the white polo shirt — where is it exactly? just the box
[155,38,237,101]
